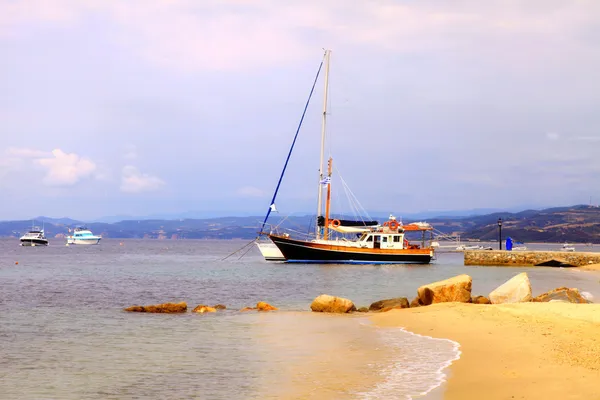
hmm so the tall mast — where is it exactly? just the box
[316,49,331,239]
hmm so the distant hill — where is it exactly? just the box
[1,205,599,242]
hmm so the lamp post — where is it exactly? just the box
[497,217,503,250]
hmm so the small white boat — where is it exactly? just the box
[20,228,48,246]
[561,243,575,252]
[512,246,528,251]
[66,227,101,245]
[256,240,285,261]
[456,244,484,251]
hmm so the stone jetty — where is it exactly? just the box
[464,250,600,267]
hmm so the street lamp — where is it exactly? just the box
[497,217,503,250]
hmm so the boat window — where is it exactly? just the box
[366,235,373,242]
[382,237,388,243]
[374,235,381,243]
[393,236,400,243]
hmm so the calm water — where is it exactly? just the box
[1,239,599,399]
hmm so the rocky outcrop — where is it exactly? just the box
[356,307,369,313]
[239,307,255,312]
[532,287,592,304]
[369,297,409,312]
[214,304,227,310]
[310,294,356,313]
[193,305,217,313]
[417,274,472,305]
[489,272,532,304]
[256,301,278,311]
[464,250,600,267]
[124,302,187,313]
[471,295,491,304]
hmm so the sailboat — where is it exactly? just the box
[255,52,328,261]
[268,50,436,264]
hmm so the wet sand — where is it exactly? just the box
[370,302,600,400]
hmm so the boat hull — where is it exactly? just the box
[20,239,49,246]
[269,235,433,264]
[67,238,101,245]
[255,241,285,261]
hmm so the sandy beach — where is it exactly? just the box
[371,302,600,400]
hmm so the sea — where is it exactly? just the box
[1,239,599,400]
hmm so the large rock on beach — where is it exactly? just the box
[256,301,278,311]
[124,302,187,313]
[369,297,409,312]
[213,304,227,310]
[310,294,356,313]
[417,274,472,306]
[489,272,532,304]
[193,305,217,313]
[410,297,422,308]
[532,287,592,304]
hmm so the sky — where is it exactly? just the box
[1,0,600,221]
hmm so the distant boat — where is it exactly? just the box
[561,243,575,252]
[20,228,48,247]
[456,244,484,251]
[66,227,101,245]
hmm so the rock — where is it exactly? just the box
[310,294,356,313]
[532,287,592,304]
[417,274,472,305]
[124,302,187,313]
[489,272,532,304]
[239,307,255,312]
[256,301,278,311]
[356,307,369,313]
[410,297,422,308]
[369,297,409,312]
[193,305,217,313]
[471,295,491,304]
[213,304,227,310]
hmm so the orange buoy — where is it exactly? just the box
[15,261,18,265]
[389,221,399,230]
[331,219,341,228]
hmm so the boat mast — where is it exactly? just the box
[324,157,332,240]
[316,49,331,239]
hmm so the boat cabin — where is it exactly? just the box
[357,231,420,250]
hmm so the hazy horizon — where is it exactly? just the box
[2,1,600,220]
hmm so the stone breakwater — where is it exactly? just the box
[464,250,600,267]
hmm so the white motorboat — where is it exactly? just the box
[66,227,101,245]
[20,228,48,246]
[561,243,575,252]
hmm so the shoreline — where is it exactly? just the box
[370,302,600,399]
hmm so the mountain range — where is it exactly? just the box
[1,204,600,242]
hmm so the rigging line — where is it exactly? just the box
[221,239,257,261]
[334,165,372,222]
[259,51,327,236]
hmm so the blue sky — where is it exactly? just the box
[1,0,600,220]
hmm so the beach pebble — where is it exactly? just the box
[310,294,356,313]
[213,304,227,310]
[471,295,491,304]
[124,301,187,313]
[417,274,473,305]
[489,272,532,304]
[356,307,369,312]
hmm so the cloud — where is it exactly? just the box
[546,132,560,141]
[236,186,265,198]
[120,165,165,193]
[36,149,97,186]
[6,147,51,158]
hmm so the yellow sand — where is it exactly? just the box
[370,302,600,400]
[579,262,600,272]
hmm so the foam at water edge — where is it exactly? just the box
[356,322,461,400]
